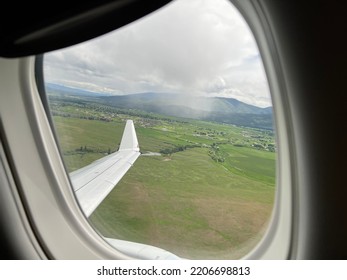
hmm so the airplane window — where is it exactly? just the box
[43,0,276,259]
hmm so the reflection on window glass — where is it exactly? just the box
[44,0,276,259]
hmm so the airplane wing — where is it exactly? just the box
[69,120,140,217]
[68,120,180,259]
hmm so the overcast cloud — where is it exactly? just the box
[44,0,271,108]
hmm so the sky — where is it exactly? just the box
[44,0,272,108]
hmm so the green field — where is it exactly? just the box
[50,95,276,259]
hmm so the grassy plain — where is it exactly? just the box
[50,95,276,259]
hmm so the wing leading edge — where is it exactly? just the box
[70,120,140,217]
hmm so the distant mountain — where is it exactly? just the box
[45,85,273,129]
[100,92,274,130]
[45,83,112,97]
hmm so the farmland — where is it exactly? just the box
[49,92,276,259]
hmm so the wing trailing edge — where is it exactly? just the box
[70,120,140,217]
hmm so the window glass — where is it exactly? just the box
[44,0,276,259]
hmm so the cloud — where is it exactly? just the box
[44,0,271,107]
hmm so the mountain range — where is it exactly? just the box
[46,83,273,130]
[100,92,273,130]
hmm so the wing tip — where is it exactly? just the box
[119,119,140,152]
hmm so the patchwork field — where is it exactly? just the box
[50,96,276,259]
